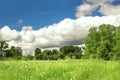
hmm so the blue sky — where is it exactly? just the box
[0,0,120,30]
[0,0,81,30]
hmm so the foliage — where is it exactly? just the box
[35,48,41,56]
[34,45,83,60]
[35,49,59,60]
[60,46,83,59]
[84,24,119,60]
[113,26,120,60]
[0,41,22,60]
[0,41,8,60]
[6,46,22,60]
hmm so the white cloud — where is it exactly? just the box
[76,3,97,17]
[85,0,114,4]
[0,26,21,41]
[17,19,24,24]
[1,15,120,55]
[76,0,120,18]
[99,4,120,16]
[21,26,35,43]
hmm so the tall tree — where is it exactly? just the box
[35,48,41,56]
[0,41,8,59]
[98,24,116,60]
[113,26,120,60]
[84,27,100,59]
[84,24,116,60]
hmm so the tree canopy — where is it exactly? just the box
[84,24,120,60]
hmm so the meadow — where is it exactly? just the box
[0,60,120,80]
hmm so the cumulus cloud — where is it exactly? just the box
[1,15,120,55]
[76,3,97,17]
[21,26,35,43]
[99,4,120,16]
[32,18,89,48]
[0,26,21,41]
[76,0,120,18]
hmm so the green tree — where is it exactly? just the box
[35,48,42,60]
[5,49,14,58]
[49,49,58,60]
[74,46,83,59]
[35,49,49,60]
[113,26,120,60]
[0,41,8,59]
[98,24,116,60]
[35,48,41,56]
[84,27,99,59]
[60,46,83,59]
[7,46,22,59]
[84,24,116,60]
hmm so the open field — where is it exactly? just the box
[0,60,120,80]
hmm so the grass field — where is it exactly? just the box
[0,60,120,80]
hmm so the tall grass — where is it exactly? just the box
[0,60,120,80]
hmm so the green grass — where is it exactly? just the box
[0,59,120,80]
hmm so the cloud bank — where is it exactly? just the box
[1,15,120,55]
[0,0,120,55]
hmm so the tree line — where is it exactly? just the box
[0,41,83,60]
[0,24,120,60]
[35,46,83,60]
[0,41,22,60]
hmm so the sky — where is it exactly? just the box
[1,0,119,30]
[0,0,120,55]
[0,0,81,30]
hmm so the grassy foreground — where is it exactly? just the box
[0,60,120,80]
